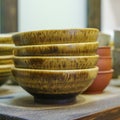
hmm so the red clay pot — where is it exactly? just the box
[97,56,112,71]
[84,69,113,94]
[97,46,111,56]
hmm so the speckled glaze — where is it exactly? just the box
[84,69,113,94]
[13,55,99,70]
[12,28,99,46]
[14,42,98,56]
[0,34,13,44]
[0,44,14,55]
[12,67,98,95]
[97,56,112,71]
[97,46,111,56]
[0,56,13,65]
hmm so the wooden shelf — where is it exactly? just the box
[0,79,120,120]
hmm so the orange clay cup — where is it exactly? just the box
[84,69,113,94]
[97,56,112,71]
[97,46,111,56]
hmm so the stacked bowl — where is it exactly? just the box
[85,33,113,94]
[12,28,99,104]
[0,34,14,86]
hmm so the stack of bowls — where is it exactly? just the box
[12,28,99,104]
[85,33,113,94]
[0,34,14,86]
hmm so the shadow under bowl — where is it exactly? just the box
[12,28,99,46]
[14,42,98,56]
[13,55,99,70]
[12,67,98,104]
[84,69,113,94]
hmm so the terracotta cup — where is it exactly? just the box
[84,69,113,94]
[97,56,112,71]
[97,46,111,56]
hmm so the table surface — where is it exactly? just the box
[0,79,120,120]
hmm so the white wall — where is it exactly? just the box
[101,0,120,38]
[18,0,87,32]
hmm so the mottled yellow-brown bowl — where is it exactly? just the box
[14,42,98,56]
[12,28,99,46]
[0,65,13,86]
[0,34,13,44]
[12,67,98,104]
[13,55,99,70]
[0,44,14,55]
[0,55,13,65]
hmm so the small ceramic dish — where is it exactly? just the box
[0,55,13,65]
[12,67,98,104]
[14,42,98,56]
[97,56,112,71]
[13,55,99,70]
[0,44,14,55]
[0,34,13,44]
[97,46,111,56]
[84,69,113,94]
[12,28,99,46]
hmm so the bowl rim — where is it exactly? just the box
[98,69,113,74]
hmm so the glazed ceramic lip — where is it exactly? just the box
[14,42,98,56]
[97,46,111,56]
[0,64,14,73]
[98,69,113,74]
[12,28,99,46]
[13,55,99,70]
[12,67,98,94]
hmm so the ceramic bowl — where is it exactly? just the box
[0,44,14,55]
[14,42,98,56]
[97,56,112,71]
[13,55,99,70]
[0,55,13,65]
[97,46,111,56]
[97,33,111,47]
[12,28,99,46]
[0,34,13,44]
[0,64,13,73]
[84,69,113,94]
[12,67,98,104]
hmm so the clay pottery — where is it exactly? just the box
[97,56,112,71]
[84,69,113,94]
[0,34,13,44]
[0,55,13,65]
[12,67,98,104]
[97,46,111,56]
[97,33,111,47]
[114,30,120,48]
[0,44,14,55]
[12,28,99,46]
[14,42,98,56]
[13,55,99,70]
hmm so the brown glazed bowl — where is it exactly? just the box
[0,55,13,65]
[14,42,98,56]
[13,55,99,70]
[97,46,111,56]
[97,56,112,71]
[0,34,14,44]
[0,65,13,86]
[0,44,14,55]
[12,28,99,46]
[12,67,98,104]
[84,69,113,94]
